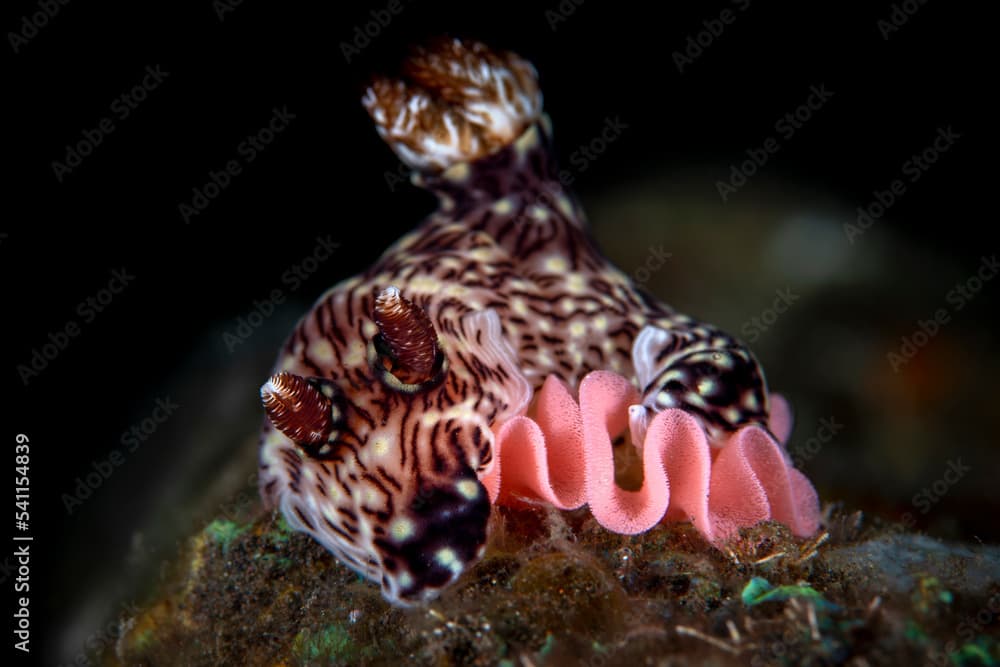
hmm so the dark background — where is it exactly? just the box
[5,0,991,664]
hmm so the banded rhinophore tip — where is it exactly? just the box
[261,372,333,446]
[372,286,440,384]
[361,38,542,172]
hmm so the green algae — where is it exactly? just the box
[537,632,556,657]
[266,513,294,545]
[950,637,998,666]
[254,551,293,569]
[203,518,250,553]
[913,574,955,615]
[905,618,929,642]
[292,624,361,664]
[741,576,840,612]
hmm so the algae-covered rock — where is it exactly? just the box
[102,501,1000,666]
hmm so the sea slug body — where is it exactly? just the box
[258,38,819,606]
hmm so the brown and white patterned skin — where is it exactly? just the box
[259,39,770,606]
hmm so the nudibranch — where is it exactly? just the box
[258,38,820,606]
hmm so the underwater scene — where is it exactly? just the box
[9,1,994,665]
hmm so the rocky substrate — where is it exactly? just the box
[101,503,999,666]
